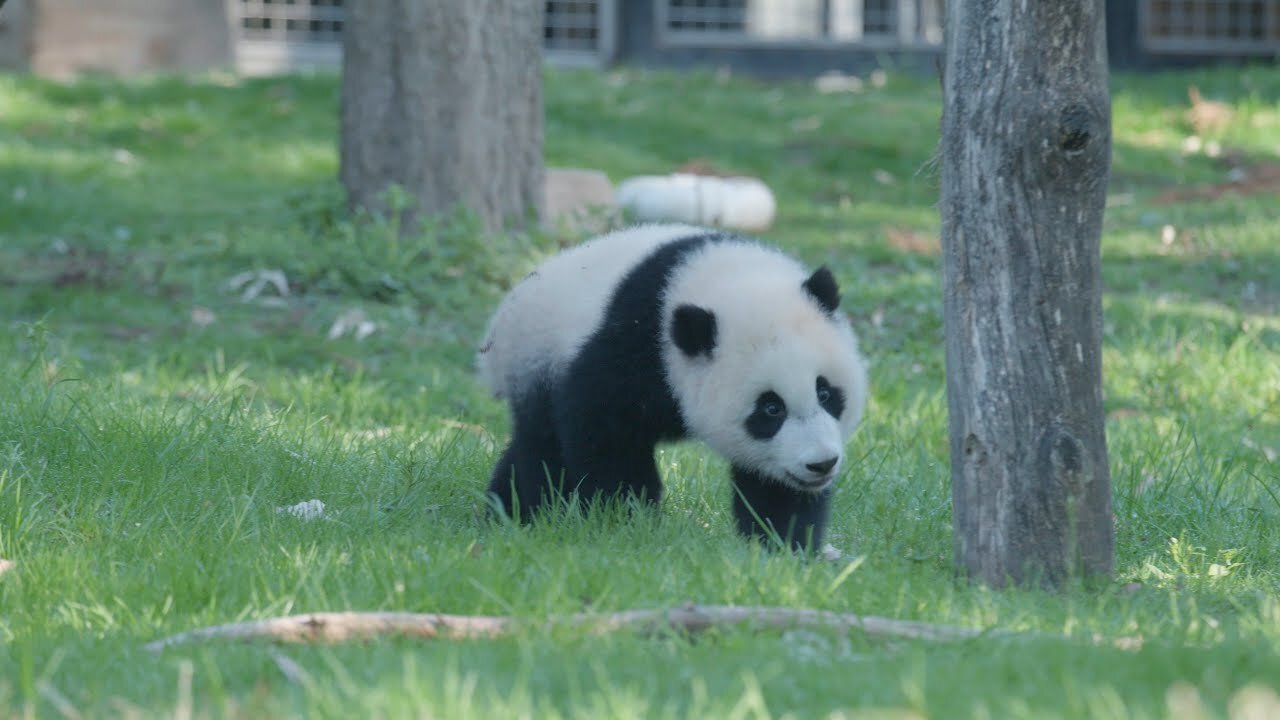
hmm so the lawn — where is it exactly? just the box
[1,62,1278,718]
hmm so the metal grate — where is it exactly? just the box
[546,1,599,51]
[658,0,944,47]
[665,0,748,32]
[239,0,345,43]
[863,0,896,35]
[545,0,616,65]
[1142,0,1280,54]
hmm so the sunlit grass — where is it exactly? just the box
[0,63,1278,717]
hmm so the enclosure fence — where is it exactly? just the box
[230,0,1280,75]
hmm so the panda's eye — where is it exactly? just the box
[755,391,785,418]
[816,376,832,404]
[745,391,788,439]
[816,375,846,419]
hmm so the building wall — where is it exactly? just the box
[1,0,1270,79]
[616,0,941,78]
[2,0,234,77]
[0,0,34,70]
[1108,0,1279,71]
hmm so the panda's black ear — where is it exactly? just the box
[672,304,717,359]
[803,266,840,315]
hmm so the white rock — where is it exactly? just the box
[814,71,864,94]
[615,174,776,232]
[276,499,325,521]
[327,308,377,342]
[227,269,290,301]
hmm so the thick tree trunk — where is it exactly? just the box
[940,0,1114,587]
[339,0,544,234]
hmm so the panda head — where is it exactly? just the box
[664,254,868,493]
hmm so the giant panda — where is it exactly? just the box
[477,223,868,551]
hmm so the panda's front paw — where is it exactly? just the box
[730,466,831,553]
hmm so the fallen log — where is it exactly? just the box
[146,604,1140,653]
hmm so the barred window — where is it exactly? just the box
[659,0,944,46]
[1143,0,1280,53]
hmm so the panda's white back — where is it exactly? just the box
[478,223,707,400]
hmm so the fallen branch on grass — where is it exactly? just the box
[145,604,1142,653]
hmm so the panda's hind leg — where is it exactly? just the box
[487,385,565,522]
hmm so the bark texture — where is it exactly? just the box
[940,0,1114,587]
[339,0,544,233]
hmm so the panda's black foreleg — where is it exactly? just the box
[556,392,664,511]
[730,466,831,553]
[561,445,664,513]
[554,366,668,513]
[487,385,565,522]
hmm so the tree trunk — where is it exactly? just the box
[339,0,544,234]
[940,0,1114,588]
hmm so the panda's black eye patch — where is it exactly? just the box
[817,376,845,419]
[745,391,787,439]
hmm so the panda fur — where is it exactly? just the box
[477,223,868,550]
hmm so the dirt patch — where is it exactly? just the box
[4,245,186,299]
[1156,153,1280,205]
[884,227,940,256]
[674,157,737,177]
[1184,86,1234,135]
[50,248,128,289]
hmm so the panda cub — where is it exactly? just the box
[477,223,868,550]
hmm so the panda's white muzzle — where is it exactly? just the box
[775,413,844,492]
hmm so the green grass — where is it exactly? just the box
[1,63,1279,718]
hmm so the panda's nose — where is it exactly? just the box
[806,457,838,476]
